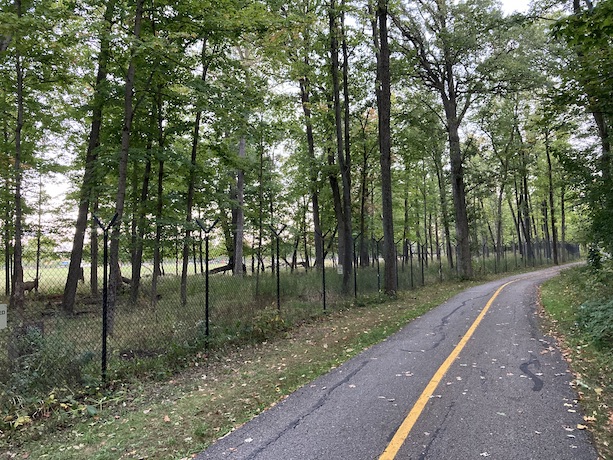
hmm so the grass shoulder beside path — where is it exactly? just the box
[540,266,613,460]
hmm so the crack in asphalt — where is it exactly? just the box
[417,401,455,460]
[241,359,370,459]
[519,356,543,392]
[401,293,489,353]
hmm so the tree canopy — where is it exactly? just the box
[1,0,609,309]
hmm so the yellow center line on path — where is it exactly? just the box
[378,280,517,460]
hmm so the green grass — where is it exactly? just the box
[540,265,613,460]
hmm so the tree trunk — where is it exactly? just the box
[181,55,211,303]
[530,197,541,263]
[34,179,43,291]
[329,0,352,292]
[180,113,200,304]
[257,140,265,280]
[422,165,429,268]
[62,0,116,314]
[495,185,504,267]
[341,0,353,282]
[109,0,144,329]
[327,146,345,266]
[520,153,534,261]
[233,136,246,276]
[10,0,25,313]
[403,189,410,270]
[129,155,140,301]
[545,130,559,264]
[435,211,441,261]
[593,111,612,182]
[359,140,371,267]
[416,208,425,286]
[376,0,397,294]
[90,198,99,296]
[131,135,153,304]
[151,156,165,306]
[447,118,472,278]
[3,122,12,297]
[542,200,551,260]
[561,184,566,262]
[299,75,323,269]
[226,177,239,270]
[432,148,453,269]
[3,181,11,297]
[508,196,522,259]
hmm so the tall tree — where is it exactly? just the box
[296,8,325,270]
[544,126,559,264]
[328,0,353,291]
[476,95,522,267]
[108,0,145,330]
[62,0,117,314]
[391,0,507,278]
[299,68,325,269]
[10,0,25,312]
[3,0,73,310]
[553,0,613,250]
[257,0,326,270]
[181,39,216,305]
[375,0,396,293]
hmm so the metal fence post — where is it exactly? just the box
[395,238,402,290]
[375,236,383,292]
[317,227,336,312]
[196,218,218,340]
[94,212,118,384]
[409,240,414,289]
[353,232,361,298]
[420,242,425,286]
[321,233,327,312]
[270,224,286,311]
[438,242,443,283]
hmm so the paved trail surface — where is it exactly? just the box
[196,266,597,460]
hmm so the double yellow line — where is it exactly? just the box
[379,281,516,459]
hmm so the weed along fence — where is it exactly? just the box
[0,220,580,418]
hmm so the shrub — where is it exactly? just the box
[582,259,613,299]
[1,327,94,418]
[577,298,613,349]
[587,245,602,269]
[252,307,288,340]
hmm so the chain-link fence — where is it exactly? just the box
[0,223,581,416]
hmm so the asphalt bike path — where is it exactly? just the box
[196,265,598,460]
